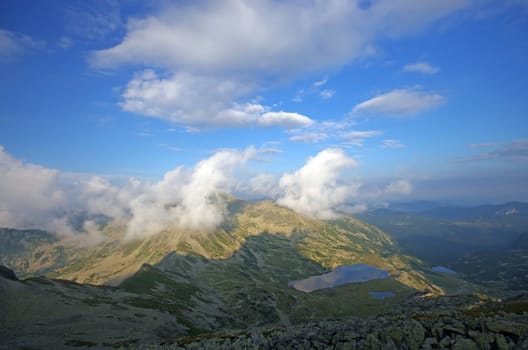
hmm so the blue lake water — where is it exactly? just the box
[369,291,395,299]
[431,266,457,275]
[288,264,390,293]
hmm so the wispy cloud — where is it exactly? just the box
[456,140,528,163]
[65,0,121,41]
[288,120,359,144]
[381,139,405,149]
[312,77,328,88]
[320,89,336,100]
[0,29,45,60]
[158,144,182,152]
[468,142,498,148]
[292,89,304,103]
[353,89,444,116]
[340,130,383,146]
[289,132,329,143]
[403,61,439,74]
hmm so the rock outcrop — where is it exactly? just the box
[0,265,18,280]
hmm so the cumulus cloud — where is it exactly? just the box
[352,89,444,116]
[276,148,359,219]
[121,69,312,129]
[126,147,256,240]
[0,147,134,244]
[403,61,439,74]
[257,112,314,128]
[0,146,421,240]
[0,145,256,242]
[91,0,471,129]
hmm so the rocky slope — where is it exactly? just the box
[1,200,495,348]
[131,295,528,349]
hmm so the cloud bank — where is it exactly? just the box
[2,145,393,241]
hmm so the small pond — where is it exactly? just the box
[431,266,456,275]
[369,291,395,299]
[288,264,390,293]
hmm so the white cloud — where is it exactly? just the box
[289,132,329,143]
[92,1,470,73]
[276,148,359,219]
[0,29,45,60]
[0,145,260,241]
[121,69,312,129]
[0,146,135,244]
[91,0,471,129]
[381,139,405,149]
[403,61,439,74]
[312,78,328,88]
[0,146,421,240]
[257,112,314,128]
[353,89,444,116]
[340,130,382,146]
[126,147,256,240]
[320,89,336,100]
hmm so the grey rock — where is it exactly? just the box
[403,320,425,350]
[453,337,478,350]
[495,334,509,350]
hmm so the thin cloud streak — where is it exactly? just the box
[353,89,444,116]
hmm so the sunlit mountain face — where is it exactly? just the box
[1,1,528,348]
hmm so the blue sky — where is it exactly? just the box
[1,0,528,236]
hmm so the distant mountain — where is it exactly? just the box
[386,200,449,213]
[419,202,528,221]
[357,203,527,265]
[1,200,439,292]
[1,199,522,348]
[452,231,528,291]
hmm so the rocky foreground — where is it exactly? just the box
[132,295,528,350]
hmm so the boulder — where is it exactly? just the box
[0,265,18,280]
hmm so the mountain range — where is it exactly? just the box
[1,199,527,348]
